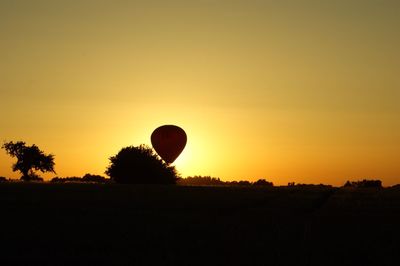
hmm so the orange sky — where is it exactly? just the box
[1,1,399,186]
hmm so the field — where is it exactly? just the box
[1,183,399,265]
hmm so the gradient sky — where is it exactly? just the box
[1,0,399,185]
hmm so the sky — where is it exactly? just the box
[0,0,399,186]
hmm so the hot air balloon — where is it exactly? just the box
[151,125,187,164]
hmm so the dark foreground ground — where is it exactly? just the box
[0,183,399,266]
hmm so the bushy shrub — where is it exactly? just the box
[105,145,178,184]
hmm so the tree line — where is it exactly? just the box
[177,176,274,187]
[0,140,386,188]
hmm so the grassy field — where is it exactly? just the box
[0,183,399,265]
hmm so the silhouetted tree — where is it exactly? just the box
[82,173,109,183]
[178,176,275,187]
[2,141,55,181]
[253,179,273,187]
[237,180,251,186]
[51,176,81,183]
[178,176,225,186]
[0,176,7,182]
[105,144,178,184]
[50,174,109,183]
[343,181,352,187]
[343,179,382,188]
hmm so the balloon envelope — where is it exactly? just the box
[151,125,187,164]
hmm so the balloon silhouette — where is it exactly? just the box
[151,125,187,164]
